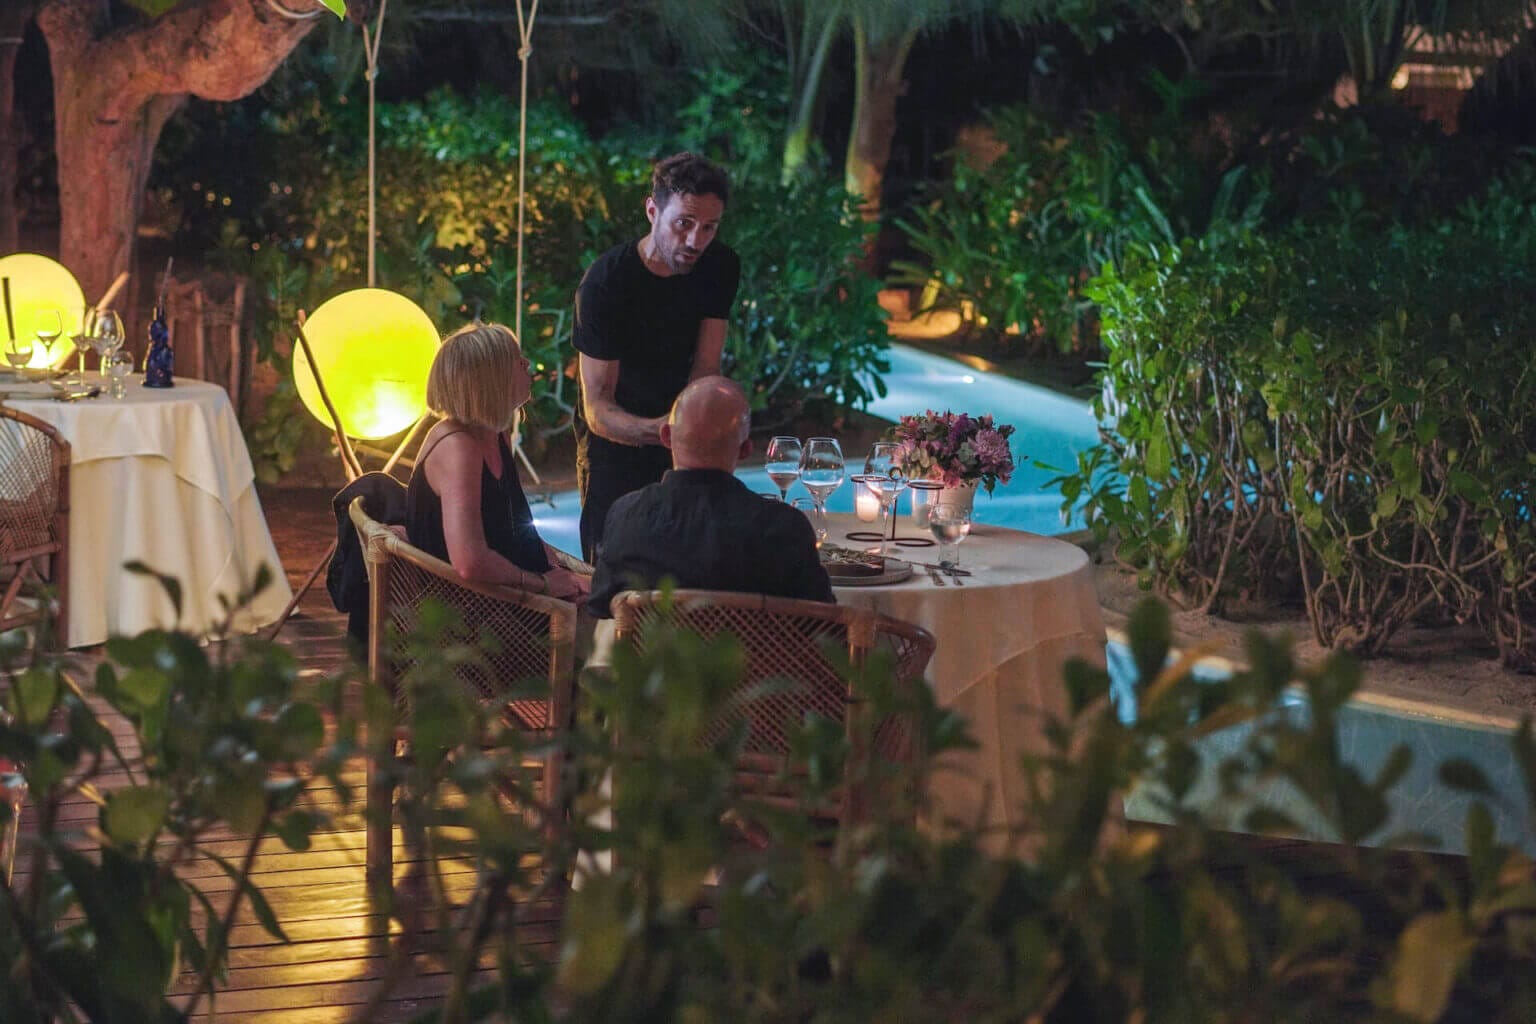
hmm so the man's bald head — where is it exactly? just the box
[662,376,751,470]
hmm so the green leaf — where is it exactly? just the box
[123,561,182,620]
[273,703,325,760]
[1438,759,1494,796]
[1145,429,1172,482]
[122,0,182,15]
[1127,597,1170,687]
[1389,911,1473,1022]
[104,785,171,846]
[12,668,58,728]
[206,850,289,943]
[316,0,348,20]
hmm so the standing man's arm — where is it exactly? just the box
[688,317,728,382]
[579,353,666,446]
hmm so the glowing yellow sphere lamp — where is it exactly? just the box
[293,288,439,441]
[0,253,87,369]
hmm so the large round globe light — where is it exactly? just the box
[0,253,87,369]
[294,289,439,440]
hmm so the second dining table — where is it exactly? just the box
[2,376,293,647]
[823,511,1109,846]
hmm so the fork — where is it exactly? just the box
[944,566,966,587]
[926,565,946,587]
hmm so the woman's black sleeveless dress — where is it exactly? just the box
[406,431,551,575]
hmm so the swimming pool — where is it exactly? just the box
[1107,641,1533,856]
[529,343,1102,554]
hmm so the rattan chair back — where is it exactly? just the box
[610,589,936,821]
[0,408,69,646]
[348,497,579,891]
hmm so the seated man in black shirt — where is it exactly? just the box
[587,376,834,617]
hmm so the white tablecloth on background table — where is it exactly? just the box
[3,377,292,647]
[826,513,1109,845]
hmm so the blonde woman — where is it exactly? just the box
[407,322,589,601]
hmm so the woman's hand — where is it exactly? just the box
[541,567,591,602]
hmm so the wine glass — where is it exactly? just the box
[4,336,33,370]
[799,437,844,531]
[33,309,63,369]
[863,441,909,559]
[929,505,972,571]
[90,310,126,379]
[106,349,134,398]
[764,436,803,502]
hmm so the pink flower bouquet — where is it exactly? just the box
[888,410,1018,494]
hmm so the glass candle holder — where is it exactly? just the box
[853,477,880,522]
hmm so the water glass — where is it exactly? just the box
[928,505,972,570]
[790,497,828,547]
[4,337,33,370]
[764,436,803,502]
[908,479,944,527]
[107,349,134,398]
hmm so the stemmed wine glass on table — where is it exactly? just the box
[798,437,844,545]
[861,441,909,560]
[32,309,63,371]
[764,435,803,503]
[89,310,125,381]
[4,333,33,371]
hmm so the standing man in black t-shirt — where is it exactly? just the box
[572,151,742,561]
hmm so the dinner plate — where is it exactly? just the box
[825,557,913,587]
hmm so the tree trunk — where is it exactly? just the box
[36,0,320,300]
[781,8,838,185]
[0,3,39,255]
[843,15,916,221]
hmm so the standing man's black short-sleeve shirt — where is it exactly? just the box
[572,239,741,558]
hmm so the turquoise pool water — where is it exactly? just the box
[527,342,1525,856]
[1107,643,1533,856]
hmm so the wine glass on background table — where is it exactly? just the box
[799,437,844,529]
[764,435,803,502]
[863,441,909,559]
[34,309,63,369]
[90,310,125,379]
[4,334,33,370]
[929,505,972,571]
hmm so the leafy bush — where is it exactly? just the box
[1065,159,1536,668]
[17,592,1536,1021]
[893,106,1268,354]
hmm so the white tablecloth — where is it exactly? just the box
[3,377,292,646]
[827,513,1108,845]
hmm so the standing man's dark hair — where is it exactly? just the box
[570,151,742,561]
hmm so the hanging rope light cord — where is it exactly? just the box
[513,0,539,348]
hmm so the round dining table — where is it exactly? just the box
[824,512,1109,846]
[2,376,292,647]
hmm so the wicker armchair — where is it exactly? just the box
[349,498,580,893]
[610,590,936,827]
[0,408,69,647]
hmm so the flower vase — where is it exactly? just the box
[935,481,978,518]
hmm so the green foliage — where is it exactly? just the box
[15,579,1536,1020]
[1063,152,1536,668]
[0,568,351,1022]
[893,106,1267,354]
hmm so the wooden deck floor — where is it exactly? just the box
[10,486,541,1022]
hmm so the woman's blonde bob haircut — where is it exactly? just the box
[426,321,527,432]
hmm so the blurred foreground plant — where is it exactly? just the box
[11,583,1536,1021]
